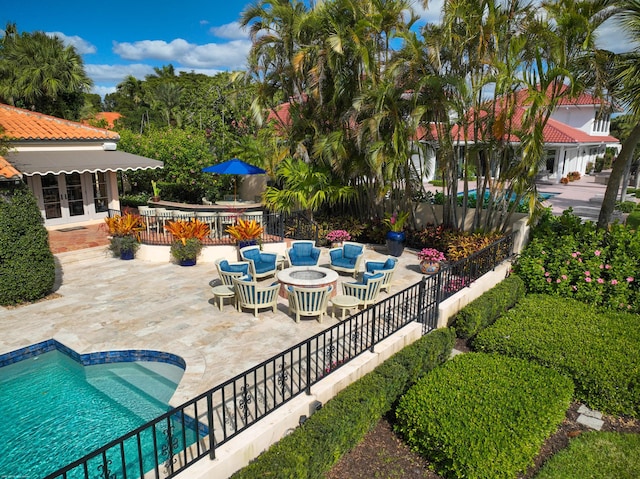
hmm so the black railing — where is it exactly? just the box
[439,231,516,301]
[126,211,284,246]
[43,235,513,479]
[282,212,319,242]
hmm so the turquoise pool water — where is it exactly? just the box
[0,350,194,479]
[460,189,560,201]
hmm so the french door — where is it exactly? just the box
[40,173,88,226]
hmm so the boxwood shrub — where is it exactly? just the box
[473,294,640,417]
[452,274,525,339]
[0,185,55,305]
[395,353,573,479]
[231,328,455,478]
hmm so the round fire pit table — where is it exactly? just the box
[277,266,339,298]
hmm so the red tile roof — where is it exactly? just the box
[0,156,21,181]
[0,103,119,141]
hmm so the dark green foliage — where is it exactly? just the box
[453,274,525,339]
[616,200,637,213]
[627,210,640,230]
[231,329,455,478]
[395,353,573,479]
[0,185,55,305]
[473,294,640,417]
[515,210,640,312]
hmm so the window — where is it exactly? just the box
[593,110,610,133]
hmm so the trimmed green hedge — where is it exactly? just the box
[535,432,640,478]
[395,353,574,479]
[452,274,525,339]
[0,186,55,305]
[473,294,640,417]
[231,328,456,478]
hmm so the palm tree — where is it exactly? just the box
[598,0,640,228]
[263,157,355,220]
[0,24,92,119]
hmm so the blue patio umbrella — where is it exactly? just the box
[202,158,266,200]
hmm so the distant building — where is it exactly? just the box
[0,104,162,227]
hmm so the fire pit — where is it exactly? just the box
[277,266,339,298]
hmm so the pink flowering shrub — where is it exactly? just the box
[326,230,351,242]
[514,217,639,312]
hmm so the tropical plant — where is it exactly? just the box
[104,213,146,258]
[164,219,210,262]
[225,218,264,242]
[382,211,410,232]
[103,213,145,238]
[0,23,92,119]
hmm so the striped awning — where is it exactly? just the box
[6,149,163,176]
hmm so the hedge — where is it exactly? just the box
[473,294,640,417]
[231,328,456,478]
[452,274,525,339]
[395,353,574,479]
[0,186,55,305]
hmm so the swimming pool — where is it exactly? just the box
[0,345,195,479]
[459,189,560,201]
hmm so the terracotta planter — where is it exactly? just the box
[420,260,441,275]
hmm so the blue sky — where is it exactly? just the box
[0,0,627,99]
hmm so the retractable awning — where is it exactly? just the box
[7,150,163,176]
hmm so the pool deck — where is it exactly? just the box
[2,173,627,407]
[0,243,425,406]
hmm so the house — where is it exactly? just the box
[268,89,620,185]
[0,104,162,227]
[414,89,620,184]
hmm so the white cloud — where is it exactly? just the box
[91,84,117,97]
[410,0,444,25]
[112,38,251,70]
[46,32,97,54]
[596,18,635,53]
[209,21,249,40]
[84,63,155,82]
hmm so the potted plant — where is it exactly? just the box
[226,218,264,249]
[164,219,210,266]
[326,229,351,248]
[104,213,145,260]
[151,180,161,202]
[383,211,410,257]
[417,247,446,274]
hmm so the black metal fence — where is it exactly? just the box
[43,233,515,479]
[109,209,285,246]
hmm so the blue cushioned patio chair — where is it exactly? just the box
[239,245,278,279]
[232,276,280,318]
[364,256,398,293]
[285,240,321,267]
[215,258,251,286]
[286,284,333,323]
[329,241,365,278]
[341,272,385,308]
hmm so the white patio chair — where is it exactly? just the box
[215,258,251,286]
[364,256,398,293]
[232,277,280,318]
[341,272,385,308]
[287,285,333,323]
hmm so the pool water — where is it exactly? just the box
[0,350,194,479]
[460,189,560,201]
